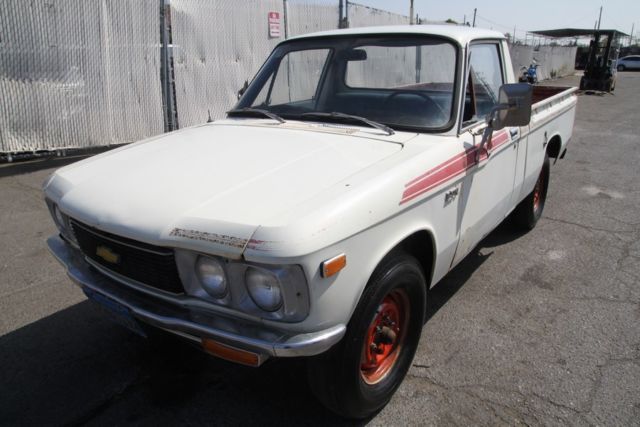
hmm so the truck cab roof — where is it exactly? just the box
[287,24,506,46]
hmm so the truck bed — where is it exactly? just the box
[532,85,576,105]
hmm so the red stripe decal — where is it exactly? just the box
[400,130,509,204]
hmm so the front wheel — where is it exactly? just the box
[307,253,426,419]
[617,64,625,72]
[512,153,550,230]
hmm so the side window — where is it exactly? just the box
[463,43,504,124]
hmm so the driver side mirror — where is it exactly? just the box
[490,83,533,130]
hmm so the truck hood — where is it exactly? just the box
[47,120,413,258]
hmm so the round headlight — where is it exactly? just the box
[195,256,228,299]
[245,267,282,312]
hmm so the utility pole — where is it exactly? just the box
[472,8,477,28]
[513,25,516,43]
[630,23,635,47]
[597,6,602,30]
[410,0,414,25]
[463,14,466,26]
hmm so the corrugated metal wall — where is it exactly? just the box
[0,0,164,153]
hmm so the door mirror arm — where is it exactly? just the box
[475,105,506,162]
[475,83,533,162]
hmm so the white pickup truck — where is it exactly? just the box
[45,26,577,418]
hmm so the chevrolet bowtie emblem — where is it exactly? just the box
[96,245,120,264]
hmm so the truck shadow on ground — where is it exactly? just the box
[0,221,526,426]
[425,219,527,322]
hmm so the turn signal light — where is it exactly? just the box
[202,339,263,367]
[321,253,347,278]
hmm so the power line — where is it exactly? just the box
[475,14,512,31]
[564,7,603,27]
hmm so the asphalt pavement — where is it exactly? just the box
[1,72,639,426]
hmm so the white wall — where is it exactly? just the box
[509,44,577,81]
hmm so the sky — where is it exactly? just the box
[352,0,638,40]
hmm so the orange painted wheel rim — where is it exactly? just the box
[360,289,409,384]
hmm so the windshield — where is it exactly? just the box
[234,35,459,131]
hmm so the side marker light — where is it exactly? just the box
[321,253,347,278]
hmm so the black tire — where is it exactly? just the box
[307,252,427,419]
[512,153,550,230]
[617,64,625,72]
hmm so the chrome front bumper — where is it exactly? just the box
[47,235,345,360]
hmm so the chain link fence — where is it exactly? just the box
[170,0,340,128]
[0,0,164,154]
[1,1,576,156]
[348,2,409,27]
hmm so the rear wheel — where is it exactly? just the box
[617,64,625,71]
[512,153,550,230]
[307,253,426,419]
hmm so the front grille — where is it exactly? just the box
[71,220,184,294]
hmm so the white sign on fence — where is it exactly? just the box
[268,11,281,38]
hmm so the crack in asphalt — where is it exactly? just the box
[583,354,640,419]
[407,367,586,425]
[65,372,145,426]
[543,216,636,234]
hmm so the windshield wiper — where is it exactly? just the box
[227,107,285,123]
[300,112,394,135]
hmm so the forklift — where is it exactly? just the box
[530,28,627,93]
[579,29,623,92]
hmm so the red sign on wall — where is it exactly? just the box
[268,11,281,38]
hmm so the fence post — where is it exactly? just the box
[342,0,349,28]
[160,0,178,131]
[283,0,289,39]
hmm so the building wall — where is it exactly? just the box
[509,44,577,81]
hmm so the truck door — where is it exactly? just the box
[451,42,519,266]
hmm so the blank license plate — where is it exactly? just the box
[83,287,147,337]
